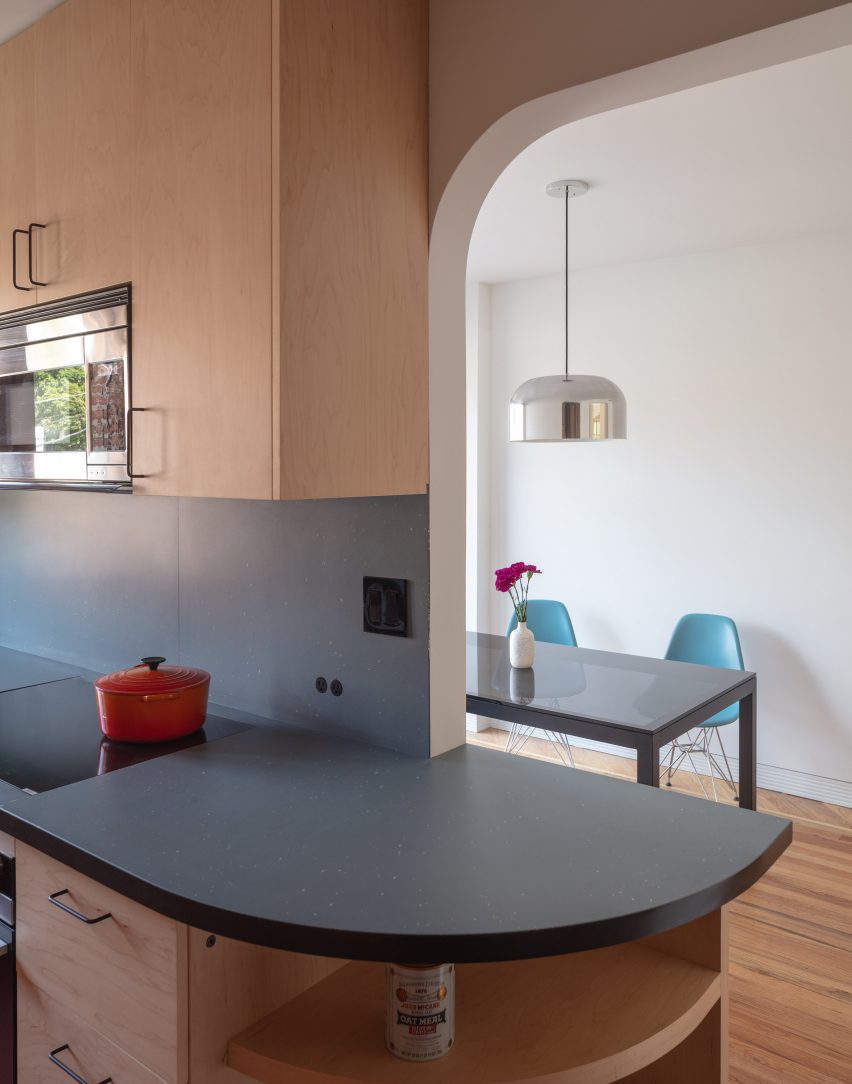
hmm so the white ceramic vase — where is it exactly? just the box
[509,621,535,669]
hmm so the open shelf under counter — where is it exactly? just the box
[227,939,722,1084]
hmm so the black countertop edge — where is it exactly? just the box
[0,806,792,964]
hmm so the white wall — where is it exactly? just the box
[476,229,852,792]
[466,284,492,632]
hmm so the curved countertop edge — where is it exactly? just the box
[0,805,792,964]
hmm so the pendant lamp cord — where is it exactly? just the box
[564,188,569,381]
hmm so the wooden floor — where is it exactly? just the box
[468,728,852,1083]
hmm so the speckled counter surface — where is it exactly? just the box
[0,778,22,809]
[0,724,790,962]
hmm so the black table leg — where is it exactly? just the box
[636,738,660,788]
[739,685,757,810]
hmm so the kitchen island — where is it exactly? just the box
[0,722,789,1083]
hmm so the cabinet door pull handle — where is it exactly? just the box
[126,406,148,480]
[49,889,112,925]
[49,1045,112,1084]
[28,222,48,286]
[12,228,32,291]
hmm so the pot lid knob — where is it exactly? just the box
[141,656,166,671]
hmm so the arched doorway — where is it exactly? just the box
[427,5,852,755]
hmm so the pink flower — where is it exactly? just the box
[494,565,519,592]
[494,562,541,623]
[494,562,541,594]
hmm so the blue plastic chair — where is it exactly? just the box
[505,599,577,646]
[663,613,744,800]
[505,600,577,766]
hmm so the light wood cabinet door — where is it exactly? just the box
[277,0,429,499]
[32,0,132,302]
[0,28,37,313]
[16,843,188,1084]
[130,0,274,499]
[18,975,167,1084]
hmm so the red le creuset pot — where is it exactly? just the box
[94,656,211,744]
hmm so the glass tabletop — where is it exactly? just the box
[466,632,753,734]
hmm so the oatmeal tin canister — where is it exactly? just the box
[385,962,455,1061]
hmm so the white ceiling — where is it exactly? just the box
[0,0,64,45]
[468,45,852,284]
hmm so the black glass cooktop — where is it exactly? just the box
[0,677,248,794]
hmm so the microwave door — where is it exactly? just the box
[0,362,88,483]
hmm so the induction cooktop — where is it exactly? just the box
[0,676,248,794]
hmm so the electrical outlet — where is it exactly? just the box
[363,577,409,637]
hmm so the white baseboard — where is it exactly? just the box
[465,714,492,733]
[478,721,852,810]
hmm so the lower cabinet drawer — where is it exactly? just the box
[18,974,166,1084]
[16,844,187,1083]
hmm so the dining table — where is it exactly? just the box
[466,631,757,810]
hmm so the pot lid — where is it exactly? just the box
[95,656,210,695]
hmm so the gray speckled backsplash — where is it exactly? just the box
[0,491,429,757]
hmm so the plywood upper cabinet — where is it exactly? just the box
[276,0,429,499]
[32,0,132,301]
[0,28,37,313]
[130,0,274,500]
[0,0,427,499]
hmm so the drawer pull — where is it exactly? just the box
[48,1045,112,1084]
[12,228,33,292]
[49,890,113,925]
[28,222,48,286]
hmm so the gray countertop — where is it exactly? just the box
[0,646,80,693]
[0,722,791,962]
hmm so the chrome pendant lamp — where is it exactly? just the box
[509,180,626,442]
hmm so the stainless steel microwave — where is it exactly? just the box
[0,285,131,490]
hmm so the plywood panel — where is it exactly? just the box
[0,27,37,313]
[131,0,273,499]
[189,930,344,1083]
[33,0,131,301]
[277,0,428,499]
[229,945,720,1083]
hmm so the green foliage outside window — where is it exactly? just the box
[34,366,86,452]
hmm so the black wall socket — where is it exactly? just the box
[363,577,409,637]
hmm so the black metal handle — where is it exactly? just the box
[28,223,48,286]
[126,406,148,480]
[49,1045,112,1084]
[12,228,32,292]
[141,656,166,670]
[49,890,112,925]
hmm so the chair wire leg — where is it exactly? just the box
[711,727,739,800]
[555,732,575,768]
[685,746,711,800]
[664,741,678,786]
[667,741,692,780]
[703,730,720,803]
[513,727,533,754]
[541,731,574,768]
